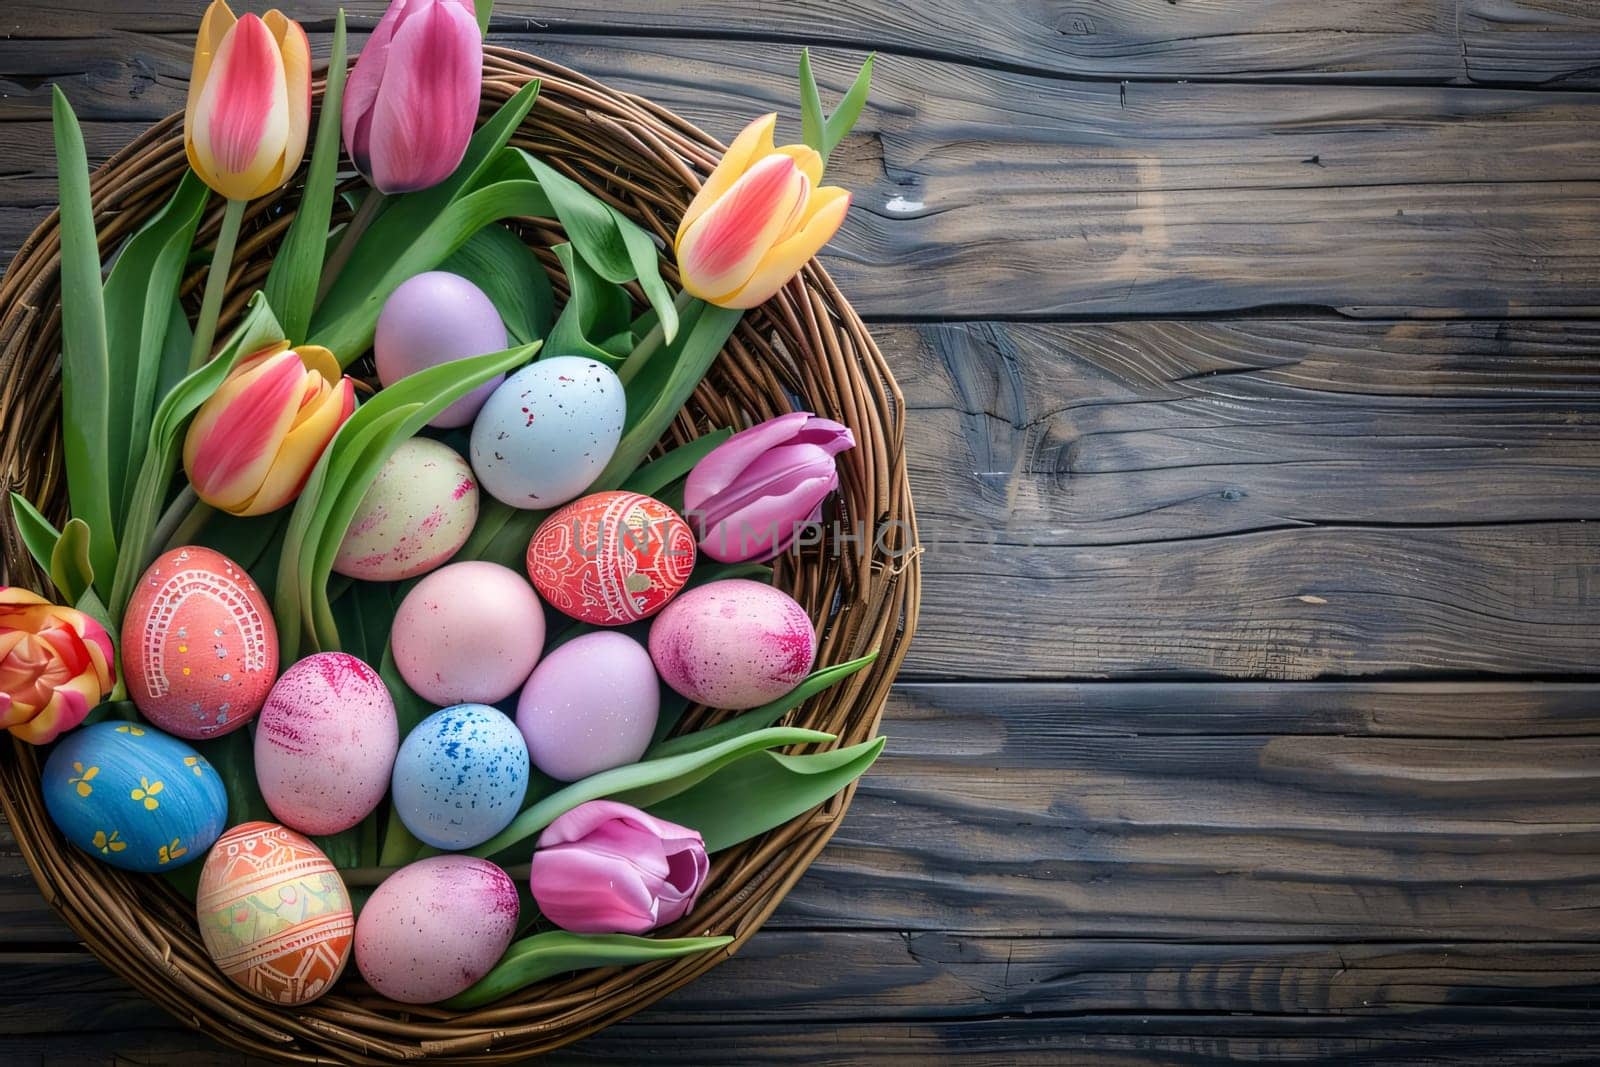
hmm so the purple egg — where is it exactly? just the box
[375,271,509,428]
[516,632,659,781]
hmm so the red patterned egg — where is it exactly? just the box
[121,546,278,740]
[527,491,696,625]
[196,821,353,1006]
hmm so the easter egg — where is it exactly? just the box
[375,271,509,428]
[41,721,226,872]
[649,579,817,709]
[527,491,696,626]
[516,632,659,781]
[391,704,529,850]
[120,545,278,739]
[255,653,399,836]
[354,856,519,1004]
[390,561,546,705]
[333,438,479,581]
[195,821,354,1006]
[469,357,625,510]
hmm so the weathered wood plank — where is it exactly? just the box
[3,37,1600,316]
[2,1,1598,86]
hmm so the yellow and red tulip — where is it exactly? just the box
[183,343,356,517]
[184,1,311,201]
[0,589,116,745]
[674,113,852,310]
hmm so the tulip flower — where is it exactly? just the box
[184,1,311,202]
[684,412,854,563]
[529,800,709,935]
[343,0,483,194]
[674,113,853,310]
[183,343,356,517]
[0,589,116,745]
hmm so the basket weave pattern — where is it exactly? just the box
[0,49,918,1062]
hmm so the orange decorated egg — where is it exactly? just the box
[526,491,696,626]
[196,821,353,1006]
[121,546,278,740]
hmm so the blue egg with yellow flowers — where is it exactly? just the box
[42,720,227,871]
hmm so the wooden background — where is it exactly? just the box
[4,1,1600,1062]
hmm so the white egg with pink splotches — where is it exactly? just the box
[333,438,479,582]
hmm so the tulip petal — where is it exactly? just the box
[531,846,661,934]
[364,0,483,193]
[677,113,779,246]
[678,155,810,305]
[185,0,238,154]
[776,143,825,189]
[184,350,306,511]
[257,10,312,196]
[721,186,851,309]
[239,376,354,516]
[191,13,291,200]
[342,0,409,170]
[684,411,815,510]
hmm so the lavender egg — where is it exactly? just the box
[375,271,509,428]
[254,653,399,836]
[516,632,659,782]
[390,561,546,705]
[333,438,479,582]
[355,856,519,1004]
[469,357,626,510]
[648,579,817,709]
[391,704,529,850]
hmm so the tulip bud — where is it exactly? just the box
[529,800,709,935]
[343,0,483,195]
[684,412,854,563]
[0,589,116,745]
[184,1,311,201]
[675,113,852,310]
[183,343,356,517]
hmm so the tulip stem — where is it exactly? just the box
[316,191,387,306]
[618,289,697,387]
[148,485,199,558]
[188,197,248,372]
[163,496,216,553]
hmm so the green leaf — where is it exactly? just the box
[103,171,208,523]
[441,224,554,345]
[156,298,195,405]
[49,518,95,606]
[545,243,635,367]
[10,493,62,578]
[822,53,875,162]
[648,653,879,760]
[619,429,731,498]
[476,0,492,36]
[469,726,834,861]
[650,736,885,852]
[264,9,347,341]
[52,87,117,596]
[798,48,826,158]
[442,932,731,1010]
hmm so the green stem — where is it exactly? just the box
[148,485,199,553]
[163,497,215,552]
[618,289,696,387]
[316,191,387,306]
[188,197,248,372]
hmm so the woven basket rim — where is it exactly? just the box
[0,45,919,1063]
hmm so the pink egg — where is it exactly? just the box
[375,271,509,428]
[255,653,399,835]
[516,632,659,781]
[648,579,817,709]
[355,855,519,1004]
[391,561,546,705]
[121,545,278,739]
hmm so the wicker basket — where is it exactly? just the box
[0,48,918,1062]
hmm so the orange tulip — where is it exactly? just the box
[184,1,311,201]
[674,114,852,310]
[0,589,116,745]
[183,343,356,517]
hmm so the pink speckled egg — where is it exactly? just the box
[333,438,479,581]
[375,271,509,428]
[648,579,817,709]
[526,491,696,626]
[516,632,659,781]
[255,653,399,835]
[121,546,278,739]
[390,561,546,705]
[355,855,519,1004]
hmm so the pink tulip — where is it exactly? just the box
[684,412,854,563]
[675,113,852,309]
[343,0,483,194]
[529,800,709,935]
[184,1,311,201]
[0,588,116,745]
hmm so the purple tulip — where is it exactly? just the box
[684,412,855,563]
[529,800,709,935]
[342,0,482,194]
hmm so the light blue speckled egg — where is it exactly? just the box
[42,720,227,872]
[391,704,529,850]
[468,356,626,510]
